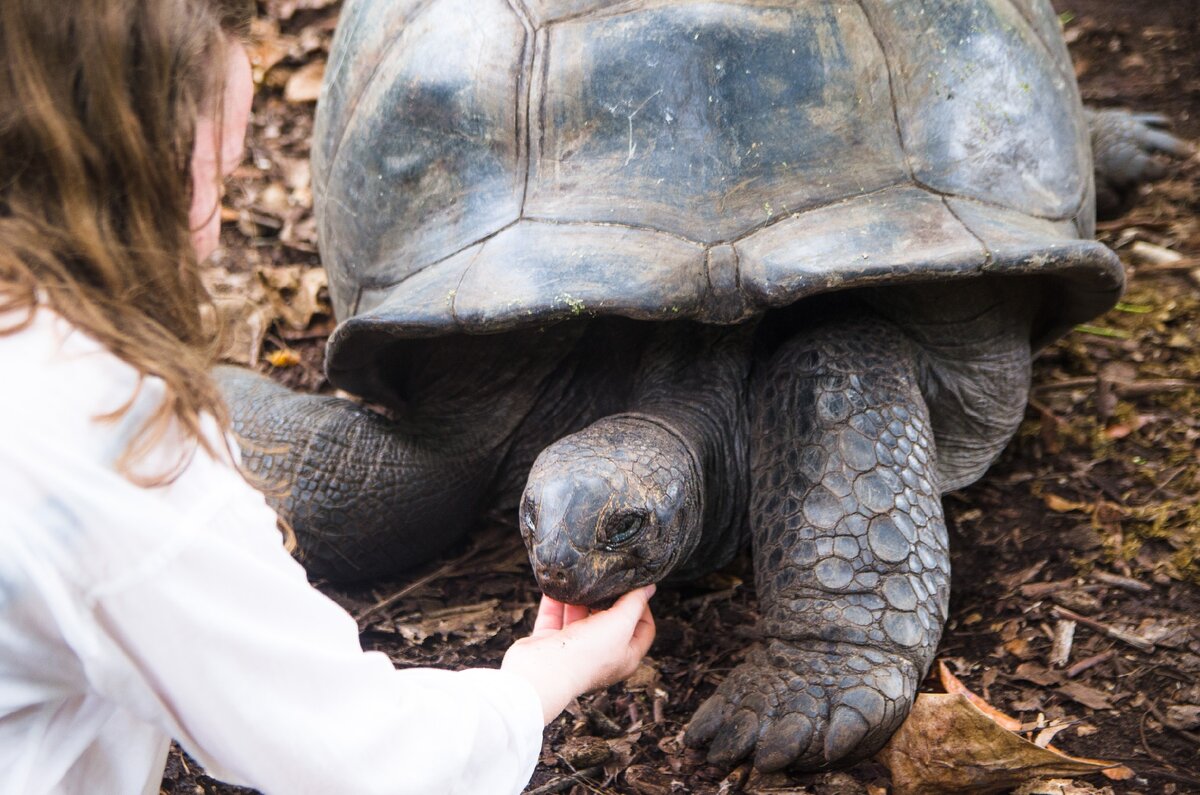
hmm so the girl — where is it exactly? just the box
[0,2,655,793]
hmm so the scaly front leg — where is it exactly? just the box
[685,314,949,771]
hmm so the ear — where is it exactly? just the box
[218,40,253,177]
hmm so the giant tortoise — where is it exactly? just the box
[218,0,1189,771]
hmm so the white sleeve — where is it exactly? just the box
[84,498,544,795]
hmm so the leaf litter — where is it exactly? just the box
[165,1,1200,792]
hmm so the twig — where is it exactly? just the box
[1021,578,1094,599]
[652,692,666,725]
[1134,258,1200,272]
[1091,570,1153,594]
[1096,216,1173,231]
[1049,619,1076,667]
[526,766,604,795]
[1026,395,1065,421]
[680,586,741,610]
[1050,606,1155,653]
[1035,377,1200,395]
[1139,710,1174,768]
[354,558,463,628]
[1066,649,1115,678]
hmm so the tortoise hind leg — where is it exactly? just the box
[215,366,498,581]
[684,314,949,771]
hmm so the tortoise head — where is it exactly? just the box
[520,415,704,607]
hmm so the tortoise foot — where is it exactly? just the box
[1087,107,1193,218]
[683,638,919,771]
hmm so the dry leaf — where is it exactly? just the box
[1165,704,1200,730]
[1102,423,1132,440]
[623,765,679,795]
[874,693,1125,795]
[1013,779,1114,795]
[280,214,319,252]
[285,59,325,103]
[874,661,1133,793]
[200,267,271,365]
[246,18,293,83]
[394,600,524,646]
[265,0,340,20]
[1055,682,1114,711]
[205,298,270,366]
[1045,494,1087,513]
[939,661,1022,731]
[1014,662,1065,688]
[625,659,662,692]
[558,736,611,768]
[1034,723,1072,748]
[257,265,329,331]
[256,183,291,217]
[265,348,301,368]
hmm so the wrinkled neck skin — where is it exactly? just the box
[627,322,753,580]
[522,322,753,606]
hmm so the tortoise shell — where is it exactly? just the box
[312,0,1121,400]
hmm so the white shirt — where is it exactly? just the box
[0,308,543,795]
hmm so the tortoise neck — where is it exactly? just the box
[627,322,754,578]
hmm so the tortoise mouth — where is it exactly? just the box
[535,559,656,609]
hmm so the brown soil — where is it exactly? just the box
[164,2,1199,793]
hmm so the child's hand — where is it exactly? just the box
[501,585,656,725]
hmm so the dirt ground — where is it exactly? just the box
[163,1,1199,793]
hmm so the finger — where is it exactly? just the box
[566,584,656,640]
[562,602,591,626]
[628,603,656,657]
[609,584,656,627]
[532,594,566,635]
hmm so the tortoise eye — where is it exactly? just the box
[602,512,645,550]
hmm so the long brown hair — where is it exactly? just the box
[0,0,254,481]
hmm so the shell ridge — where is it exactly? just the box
[851,0,918,184]
[938,195,993,270]
[322,0,437,199]
[731,180,911,247]
[529,25,551,216]
[998,0,1091,220]
[1004,0,1082,87]
[505,0,536,219]
[449,236,494,331]
[361,217,522,298]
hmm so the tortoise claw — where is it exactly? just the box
[685,640,921,772]
[683,693,732,746]
[754,712,814,773]
[707,709,761,767]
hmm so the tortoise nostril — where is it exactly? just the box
[536,563,571,587]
